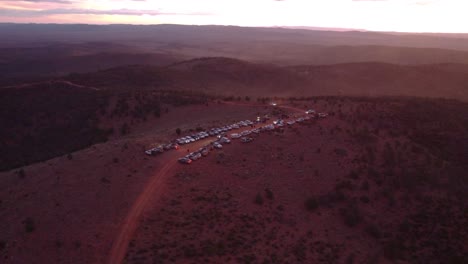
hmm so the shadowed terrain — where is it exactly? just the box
[0,24,467,264]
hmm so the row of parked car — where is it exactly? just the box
[178,136,232,164]
[174,119,259,146]
[228,111,330,140]
[144,143,179,156]
[146,111,327,158]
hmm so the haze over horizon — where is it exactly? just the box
[0,0,467,33]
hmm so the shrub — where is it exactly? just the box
[365,223,382,239]
[120,123,130,135]
[383,239,405,261]
[305,197,319,211]
[0,240,6,251]
[265,188,274,200]
[18,169,26,179]
[176,128,181,135]
[254,193,264,205]
[67,153,73,160]
[340,204,361,227]
[360,195,370,203]
[24,217,35,233]
[348,170,359,180]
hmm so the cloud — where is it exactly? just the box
[0,7,211,17]
[20,0,73,3]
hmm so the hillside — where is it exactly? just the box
[124,97,468,264]
[1,97,466,263]
[0,42,182,78]
[0,81,211,171]
[65,58,468,101]
[2,58,468,170]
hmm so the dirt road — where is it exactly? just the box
[106,138,217,264]
[106,153,176,264]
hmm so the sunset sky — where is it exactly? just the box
[0,0,466,33]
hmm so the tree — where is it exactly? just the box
[254,193,264,205]
[24,217,35,233]
[305,197,319,211]
[176,128,181,135]
[120,123,130,135]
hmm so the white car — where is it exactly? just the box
[240,130,251,136]
[230,133,241,139]
[241,137,254,143]
[219,137,231,144]
[213,142,223,149]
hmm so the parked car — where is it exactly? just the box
[163,143,179,150]
[219,137,231,144]
[189,152,202,161]
[318,113,328,118]
[145,147,164,156]
[200,148,209,156]
[213,142,223,149]
[241,137,254,143]
[287,121,296,126]
[240,130,251,136]
[230,133,241,139]
[178,157,192,164]
[306,109,316,114]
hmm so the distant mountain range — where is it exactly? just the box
[3,24,468,79]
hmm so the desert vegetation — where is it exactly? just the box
[124,96,467,264]
[0,82,213,171]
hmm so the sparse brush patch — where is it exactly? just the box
[304,197,319,211]
[265,188,274,200]
[254,193,264,205]
[18,168,26,179]
[24,217,35,233]
[0,240,6,251]
[348,170,359,180]
[365,223,382,239]
[340,203,361,227]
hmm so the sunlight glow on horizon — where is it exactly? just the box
[0,0,467,33]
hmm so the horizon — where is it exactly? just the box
[2,22,468,35]
[1,0,467,33]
